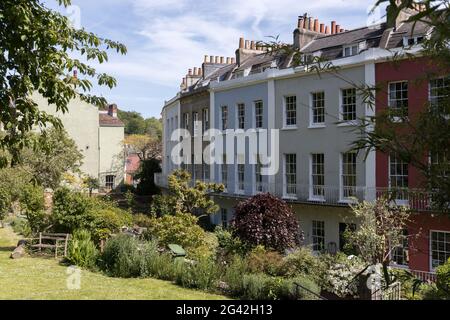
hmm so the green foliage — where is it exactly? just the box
[118,111,162,139]
[83,176,99,196]
[52,188,132,240]
[67,229,98,269]
[135,159,161,196]
[435,258,450,299]
[215,227,247,257]
[10,217,32,237]
[150,194,177,217]
[140,244,176,281]
[19,184,47,233]
[0,0,126,165]
[145,213,208,257]
[281,248,327,284]
[132,214,154,228]
[246,246,285,277]
[18,128,83,189]
[278,276,321,300]
[152,170,224,217]
[174,258,220,291]
[222,255,248,296]
[0,187,10,221]
[0,166,33,206]
[99,235,143,278]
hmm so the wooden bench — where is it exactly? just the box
[29,233,70,258]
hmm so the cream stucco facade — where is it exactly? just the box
[33,92,125,191]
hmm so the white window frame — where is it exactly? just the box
[202,108,209,133]
[236,160,245,194]
[310,153,325,201]
[254,100,264,129]
[105,175,116,190]
[183,113,190,131]
[430,230,450,271]
[340,152,357,202]
[343,44,359,57]
[340,88,357,123]
[237,103,245,130]
[429,77,450,116]
[254,155,264,194]
[192,112,199,137]
[312,220,325,252]
[221,106,228,131]
[310,92,326,127]
[283,95,297,128]
[221,208,229,229]
[403,36,425,47]
[283,154,297,199]
[221,155,228,191]
[388,81,409,118]
[389,154,409,204]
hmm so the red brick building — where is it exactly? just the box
[375,56,450,275]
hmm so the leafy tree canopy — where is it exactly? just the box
[0,0,127,166]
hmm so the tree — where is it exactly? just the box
[150,170,224,217]
[232,193,300,252]
[145,117,163,141]
[124,134,162,161]
[118,110,147,135]
[83,176,99,197]
[134,158,161,196]
[344,198,411,285]
[0,0,126,166]
[19,128,83,189]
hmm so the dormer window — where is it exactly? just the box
[343,44,359,57]
[403,36,425,47]
[234,71,245,79]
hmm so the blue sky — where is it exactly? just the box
[51,0,386,118]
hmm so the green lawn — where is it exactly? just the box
[0,226,228,300]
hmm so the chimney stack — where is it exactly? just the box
[320,23,325,33]
[314,19,319,32]
[308,17,313,30]
[193,67,198,75]
[108,104,118,118]
[204,55,209,63]
[231,58,236,64]
[239,37,245,49]
[331,21,336,34]
[298,17,304,28]
[226,57,231,64]
[188,69,192,76]
[335,24,340,33]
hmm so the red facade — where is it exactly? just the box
[375,57,450,272]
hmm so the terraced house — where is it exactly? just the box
[157,4,450,277]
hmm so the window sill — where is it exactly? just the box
[338,199,358,205]
[281,126,298,131]
[308,124,326,129]
[337,121,358,127]
[308,197,326,203]
[283,195,298,201]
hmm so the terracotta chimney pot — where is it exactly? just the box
[320,23,325,33]
[331,21,336,34]
[239,37,245,49]
[314,19,319,32]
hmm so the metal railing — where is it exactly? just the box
[154,174,438,211]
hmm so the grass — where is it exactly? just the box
[0,226,228,300]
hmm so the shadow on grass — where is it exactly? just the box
[0,246,16,252]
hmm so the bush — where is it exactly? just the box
[133,213,154,228]
[436,258,450,298]
[20,184,47,233]
[222,256,248,297]
[67,229,98,269]
[99,234,143,278]
[52,188,132,241]
[246,246,285,276]
[282,248,327,284]
[140,241,176,281]
[0,187,10,221]
[215,227,247,257]
[321,253,365,298]
[232,193,300,252]
[145,213,208,257]
[278,276,321,300]
[174,258,220,291]
[10,217,32,237]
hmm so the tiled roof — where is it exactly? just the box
[99,113,125,127]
